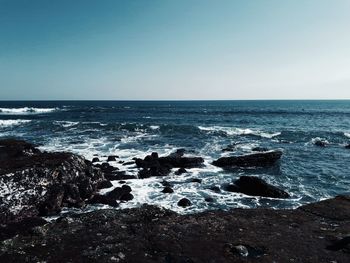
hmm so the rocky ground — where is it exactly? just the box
[0,196,349,262]
[1,139,349,262]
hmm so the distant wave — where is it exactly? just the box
[53,121,79,128]
[0,119,31,127]
[198,126,281,139]
[0,107,58,114]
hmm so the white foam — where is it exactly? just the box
[150,125,160,130]
[0,107,57,114]
[344,132,350,138]
[0,119,31,128]
[198,126,280,138]
[53,121,79,128]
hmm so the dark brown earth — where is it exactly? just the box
[1,196,349,263]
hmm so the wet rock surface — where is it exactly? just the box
[213,150,283,168]
[1,196,350,262]
[223,176,290,198]
[136,150,204,178]
[0,139,105,224]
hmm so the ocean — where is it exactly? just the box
[1,100,349,214]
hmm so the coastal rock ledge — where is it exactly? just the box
[0,139,105,224]
[1,196,350,262]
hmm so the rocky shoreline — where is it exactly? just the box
[1,139,349,262]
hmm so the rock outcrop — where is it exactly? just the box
[0,139,105,224]
[223,176,290,198]
[136,150,204,178]
[213,150,282,168]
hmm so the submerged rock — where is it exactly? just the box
[0,139,105,224]
[212,150,283,168]
[223,176,290,198]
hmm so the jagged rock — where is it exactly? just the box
[212,150,282,168]
[107,155,118,162]
[97,180,113,189]
[314,139,327,147]
[161,186,174,194]
[0,139,105,224]
[92,157,100,163]
[223,176,289,198]
[136,151,203,179]
[178,198,192,207]
[175,167,187,175]
[88,185,133,206]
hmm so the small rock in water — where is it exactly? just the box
[177,198,192,207]
[313,139,328,147]
[209,186,221,193]
[345,144,350,149]
[161,186,174,194]
[92,157,100,163]
[107,155,118,162]
[190,178,202,183]
[205,197,214,202]
[175,167,187,175]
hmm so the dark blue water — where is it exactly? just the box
[1,100,350,213]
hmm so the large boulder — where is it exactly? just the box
[0,139,105,224]
[223,176,290,198]
[212,150,282,168]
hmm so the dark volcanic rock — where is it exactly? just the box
[212,150,282,168]
[175,167,187,175]
[178,198,192,207]
[91,157,100,163]
[1,197,350,262]
[209,186,221,193]
[314,139,327,147]
[136,150,204,171]
[88,185,133,206]
[190,178,202,183]
[345,144,350,149]
[97,180,113,189]
[223,176,290,198]
[107,155,118,162]
[0,139,105,224]
[161,186,174,194]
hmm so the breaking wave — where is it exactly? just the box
[0,107,58,114]
[198,126,281,139]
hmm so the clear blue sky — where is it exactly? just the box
[1,0,349,100]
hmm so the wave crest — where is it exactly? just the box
[198,126,280,139]
[0,119,31,127]
[0,107,58,114]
